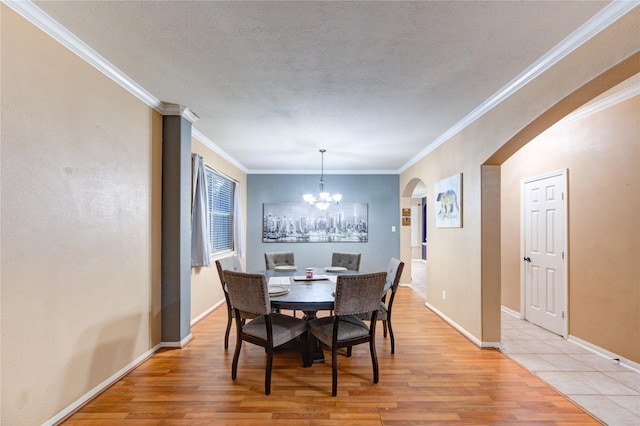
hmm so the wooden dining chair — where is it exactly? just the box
[215,256,243,350]
[354,258,405,354]
[224,270,308,395]
[264,252,296,269]
[307,272,387,396]
[331,252,361,271]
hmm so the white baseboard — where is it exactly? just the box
[568,335,640,373]
[45,299,225,425]
[44,342,162,426]
[500,306,639,373]
[192,299,225,326]
[424,301,502,349]
[500,305,521,318]
[161,333,194,348]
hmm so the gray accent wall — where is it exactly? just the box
[246,174,400,273]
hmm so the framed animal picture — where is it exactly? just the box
[435,173,462,228]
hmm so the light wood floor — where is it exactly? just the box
[62,288,600,425]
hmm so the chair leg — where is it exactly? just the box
[224,307,233,350]
[332,345,339,396]
[370,339,379,384]
[388,318,395,354]
[382,320,388,337]
[265,346,273,395]
[346,346,352,357]
[231,339,242,380]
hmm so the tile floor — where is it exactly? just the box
[501,313,639,425]
[410,259,640,425]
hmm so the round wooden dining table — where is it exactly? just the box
[262,267,356,317]
[261,267,354,364]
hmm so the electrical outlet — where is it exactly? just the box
[442,290,446,300]
[391,226,396,232]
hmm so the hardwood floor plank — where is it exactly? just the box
[61,288,600,425]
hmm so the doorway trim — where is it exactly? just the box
[520,168,569,338]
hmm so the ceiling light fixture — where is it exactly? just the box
[303,149,342,211]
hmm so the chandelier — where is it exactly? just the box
[303,149,342,210]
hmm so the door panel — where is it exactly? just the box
[523,171,567,336]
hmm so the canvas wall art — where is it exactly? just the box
[435,173,462,228]
[263,203,368,242]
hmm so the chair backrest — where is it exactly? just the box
[223,271,271,316]
[264,252,295,269]
[385,258,405,294]
[215,256,243,290]
[331,252,362,271]
[334,272,387,316]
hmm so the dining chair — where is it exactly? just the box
[264,251,296,269]
[307,271,387,396]
[215,256,244,350]
[331,252,361,271]
[354,257,405,354]
[224,270,308,395]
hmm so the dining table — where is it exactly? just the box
[258,266,357,364]
[266,271,339,315]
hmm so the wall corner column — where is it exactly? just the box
[161,104,198,345]
[481,165,502,344]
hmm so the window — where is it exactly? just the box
[206,167,234,254]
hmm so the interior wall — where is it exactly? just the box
[1,6,163,425]
[246,174,400,274]
[399,7,640,345]
[190,139,247,322]
[501,90,639,362]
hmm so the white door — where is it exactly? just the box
[522,170,567,336]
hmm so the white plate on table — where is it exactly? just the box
[325,266,348,273]
[268,285,289,297]
[274,265,297,272]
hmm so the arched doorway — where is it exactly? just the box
[401,178,427,299]
[480,58,639,345]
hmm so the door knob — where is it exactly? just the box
[523,257,531,262]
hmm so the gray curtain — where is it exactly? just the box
[191,154,211,267]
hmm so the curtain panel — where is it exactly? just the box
[191,154,211,267]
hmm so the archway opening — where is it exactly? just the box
[401,178,428,299]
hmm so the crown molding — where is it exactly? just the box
[191,128,249,174]
[398,0,639,174]
[3,0,166,112]
[4,0,247,173]
[162,103,199,123]
[5,0,637,176]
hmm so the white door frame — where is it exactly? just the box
[520,169,569,338]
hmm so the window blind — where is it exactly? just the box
[206,167,234,253]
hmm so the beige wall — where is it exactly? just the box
[190,140,247,323]
[1,7,247,422]
[399,7,640,345]
[501,90,639,362]
[1,6,162,424]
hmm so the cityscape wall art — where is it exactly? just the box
[263,203,368,243]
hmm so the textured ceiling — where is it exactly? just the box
[32,1,612,173]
